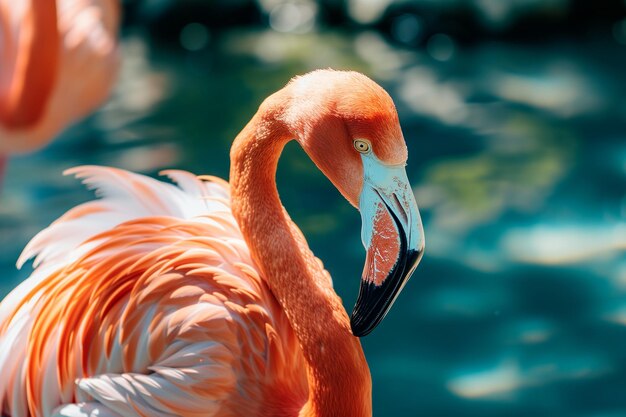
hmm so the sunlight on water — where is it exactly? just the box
[502,223,626,265]
[448,360,525,399]
[448,350,610,401]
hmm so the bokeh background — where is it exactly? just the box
[1,0,626,415]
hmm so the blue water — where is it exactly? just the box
[1,29,625,416]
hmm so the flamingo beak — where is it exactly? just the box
[350,158,425,337]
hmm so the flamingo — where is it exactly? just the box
[0,70,425,417]
[0,0,119,177]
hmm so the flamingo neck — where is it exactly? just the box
[229,95,372,417]
[0,0,59,128]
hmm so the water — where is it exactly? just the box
[1,28,625,416]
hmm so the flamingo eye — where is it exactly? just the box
[354,139,371,154]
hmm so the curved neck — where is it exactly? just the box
[0,0,59,128]
[229,95,372,417]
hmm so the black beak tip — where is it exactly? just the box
[350,315,374,337]
[349,280,389,338]
[350,247,423,338]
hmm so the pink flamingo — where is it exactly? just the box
[0,0,119,176]
[0,70,425,417]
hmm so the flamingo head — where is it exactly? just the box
[284,70,425,336]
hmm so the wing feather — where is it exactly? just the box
[0,166,307,417]
[51,402,122,417]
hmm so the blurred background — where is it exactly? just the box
[1,0,626,415]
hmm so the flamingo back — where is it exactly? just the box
[0,166,308,417]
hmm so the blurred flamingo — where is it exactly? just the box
[0,0,120,178]
[0,70,424,417]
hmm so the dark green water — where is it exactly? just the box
[1,28,625,416]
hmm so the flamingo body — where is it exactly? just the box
[0,167,307,416]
